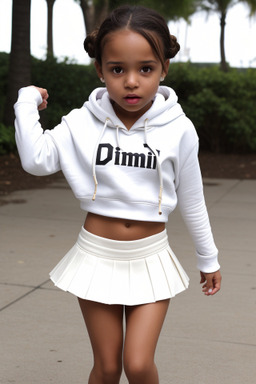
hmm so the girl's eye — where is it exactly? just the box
[112,67,123,74]
[141,66,152,73]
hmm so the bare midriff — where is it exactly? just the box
[84,212,165,241]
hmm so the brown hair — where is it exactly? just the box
[84,5,180,68]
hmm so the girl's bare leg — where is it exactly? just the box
[78,299,124,384]
[123,299,170,384]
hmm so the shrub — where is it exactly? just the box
[0,123,16,155]
[165,65,256,153]
[31,57,99,128]
[1,53,256,153]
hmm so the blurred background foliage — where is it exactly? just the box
[0,52,256,154]
[1,0,256,155]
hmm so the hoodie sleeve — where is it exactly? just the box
[176,140,220,273]
[14,87,61,176]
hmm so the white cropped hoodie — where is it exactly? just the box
[14,86,219,272]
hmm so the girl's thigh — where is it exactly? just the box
[78,298,124,367]
[123,299,170,366]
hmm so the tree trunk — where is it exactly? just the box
[46,0,56,59]
[3,0,31,127]
[80,0,109,36]
[95,0,109,29]
[220,11,228,72]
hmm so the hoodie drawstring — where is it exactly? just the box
[92,118,110,201]
[144,119,163,215]
[116,125,121,150]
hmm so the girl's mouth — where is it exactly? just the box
[124,95,141,105]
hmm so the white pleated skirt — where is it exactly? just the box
[49,227,189,305]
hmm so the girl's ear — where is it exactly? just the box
[94,61,103,80]
[162,59,170,78]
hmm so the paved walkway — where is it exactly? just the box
[0,177,256,384]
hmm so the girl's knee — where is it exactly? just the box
[123,357,154,381]
[93,361,122,383]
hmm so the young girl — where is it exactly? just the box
[14,5,221,384]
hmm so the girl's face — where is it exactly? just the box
[95,29,169,129]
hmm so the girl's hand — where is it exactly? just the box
[30,86,49,110]
[200,270,222,296]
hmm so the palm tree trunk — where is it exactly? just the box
[80,0,95,35]
[220,11,228,71]
[46,0,56,59]
[3,0,31,127]
[80,0,109,36]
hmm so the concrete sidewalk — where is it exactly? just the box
[0,177,256,384]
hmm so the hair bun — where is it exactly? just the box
[169,34,180,58]
[84,29,98,58]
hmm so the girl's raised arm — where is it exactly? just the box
[14,86,61,176]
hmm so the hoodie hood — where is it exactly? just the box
[84,86,184,130]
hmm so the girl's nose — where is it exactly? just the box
[124,72,139,88]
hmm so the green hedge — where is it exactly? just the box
[31,56,99,129]
[1,52,256,153]
[164,64,256,153]
[0,123,16,155]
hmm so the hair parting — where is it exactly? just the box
[83,5,180,67]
